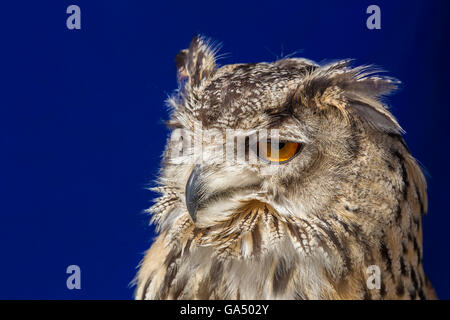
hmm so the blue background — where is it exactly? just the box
[1,1,449,299]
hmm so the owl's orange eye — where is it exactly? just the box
[254,140,301,163]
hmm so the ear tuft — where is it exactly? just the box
[350,101,402,134]
[345,68,403,134]
[298,61,403,134]
[174,49,189,78]
[174,35,219,87]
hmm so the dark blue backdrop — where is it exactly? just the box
[1,1,449,299]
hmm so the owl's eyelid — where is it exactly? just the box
[266,138,298,144]
[244,132,304,145]
[266,137,304,145]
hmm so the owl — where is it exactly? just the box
[135,36,437,300]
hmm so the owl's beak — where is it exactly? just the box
[185,164,203,222]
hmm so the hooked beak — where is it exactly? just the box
[185,164,203,222]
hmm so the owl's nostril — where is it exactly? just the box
[185,164,202,222]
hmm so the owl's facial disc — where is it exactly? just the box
[184,137,302,222]
[184,161,266,226]
[182,128,309,225]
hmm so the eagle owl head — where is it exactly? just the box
[137,36,435,300]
